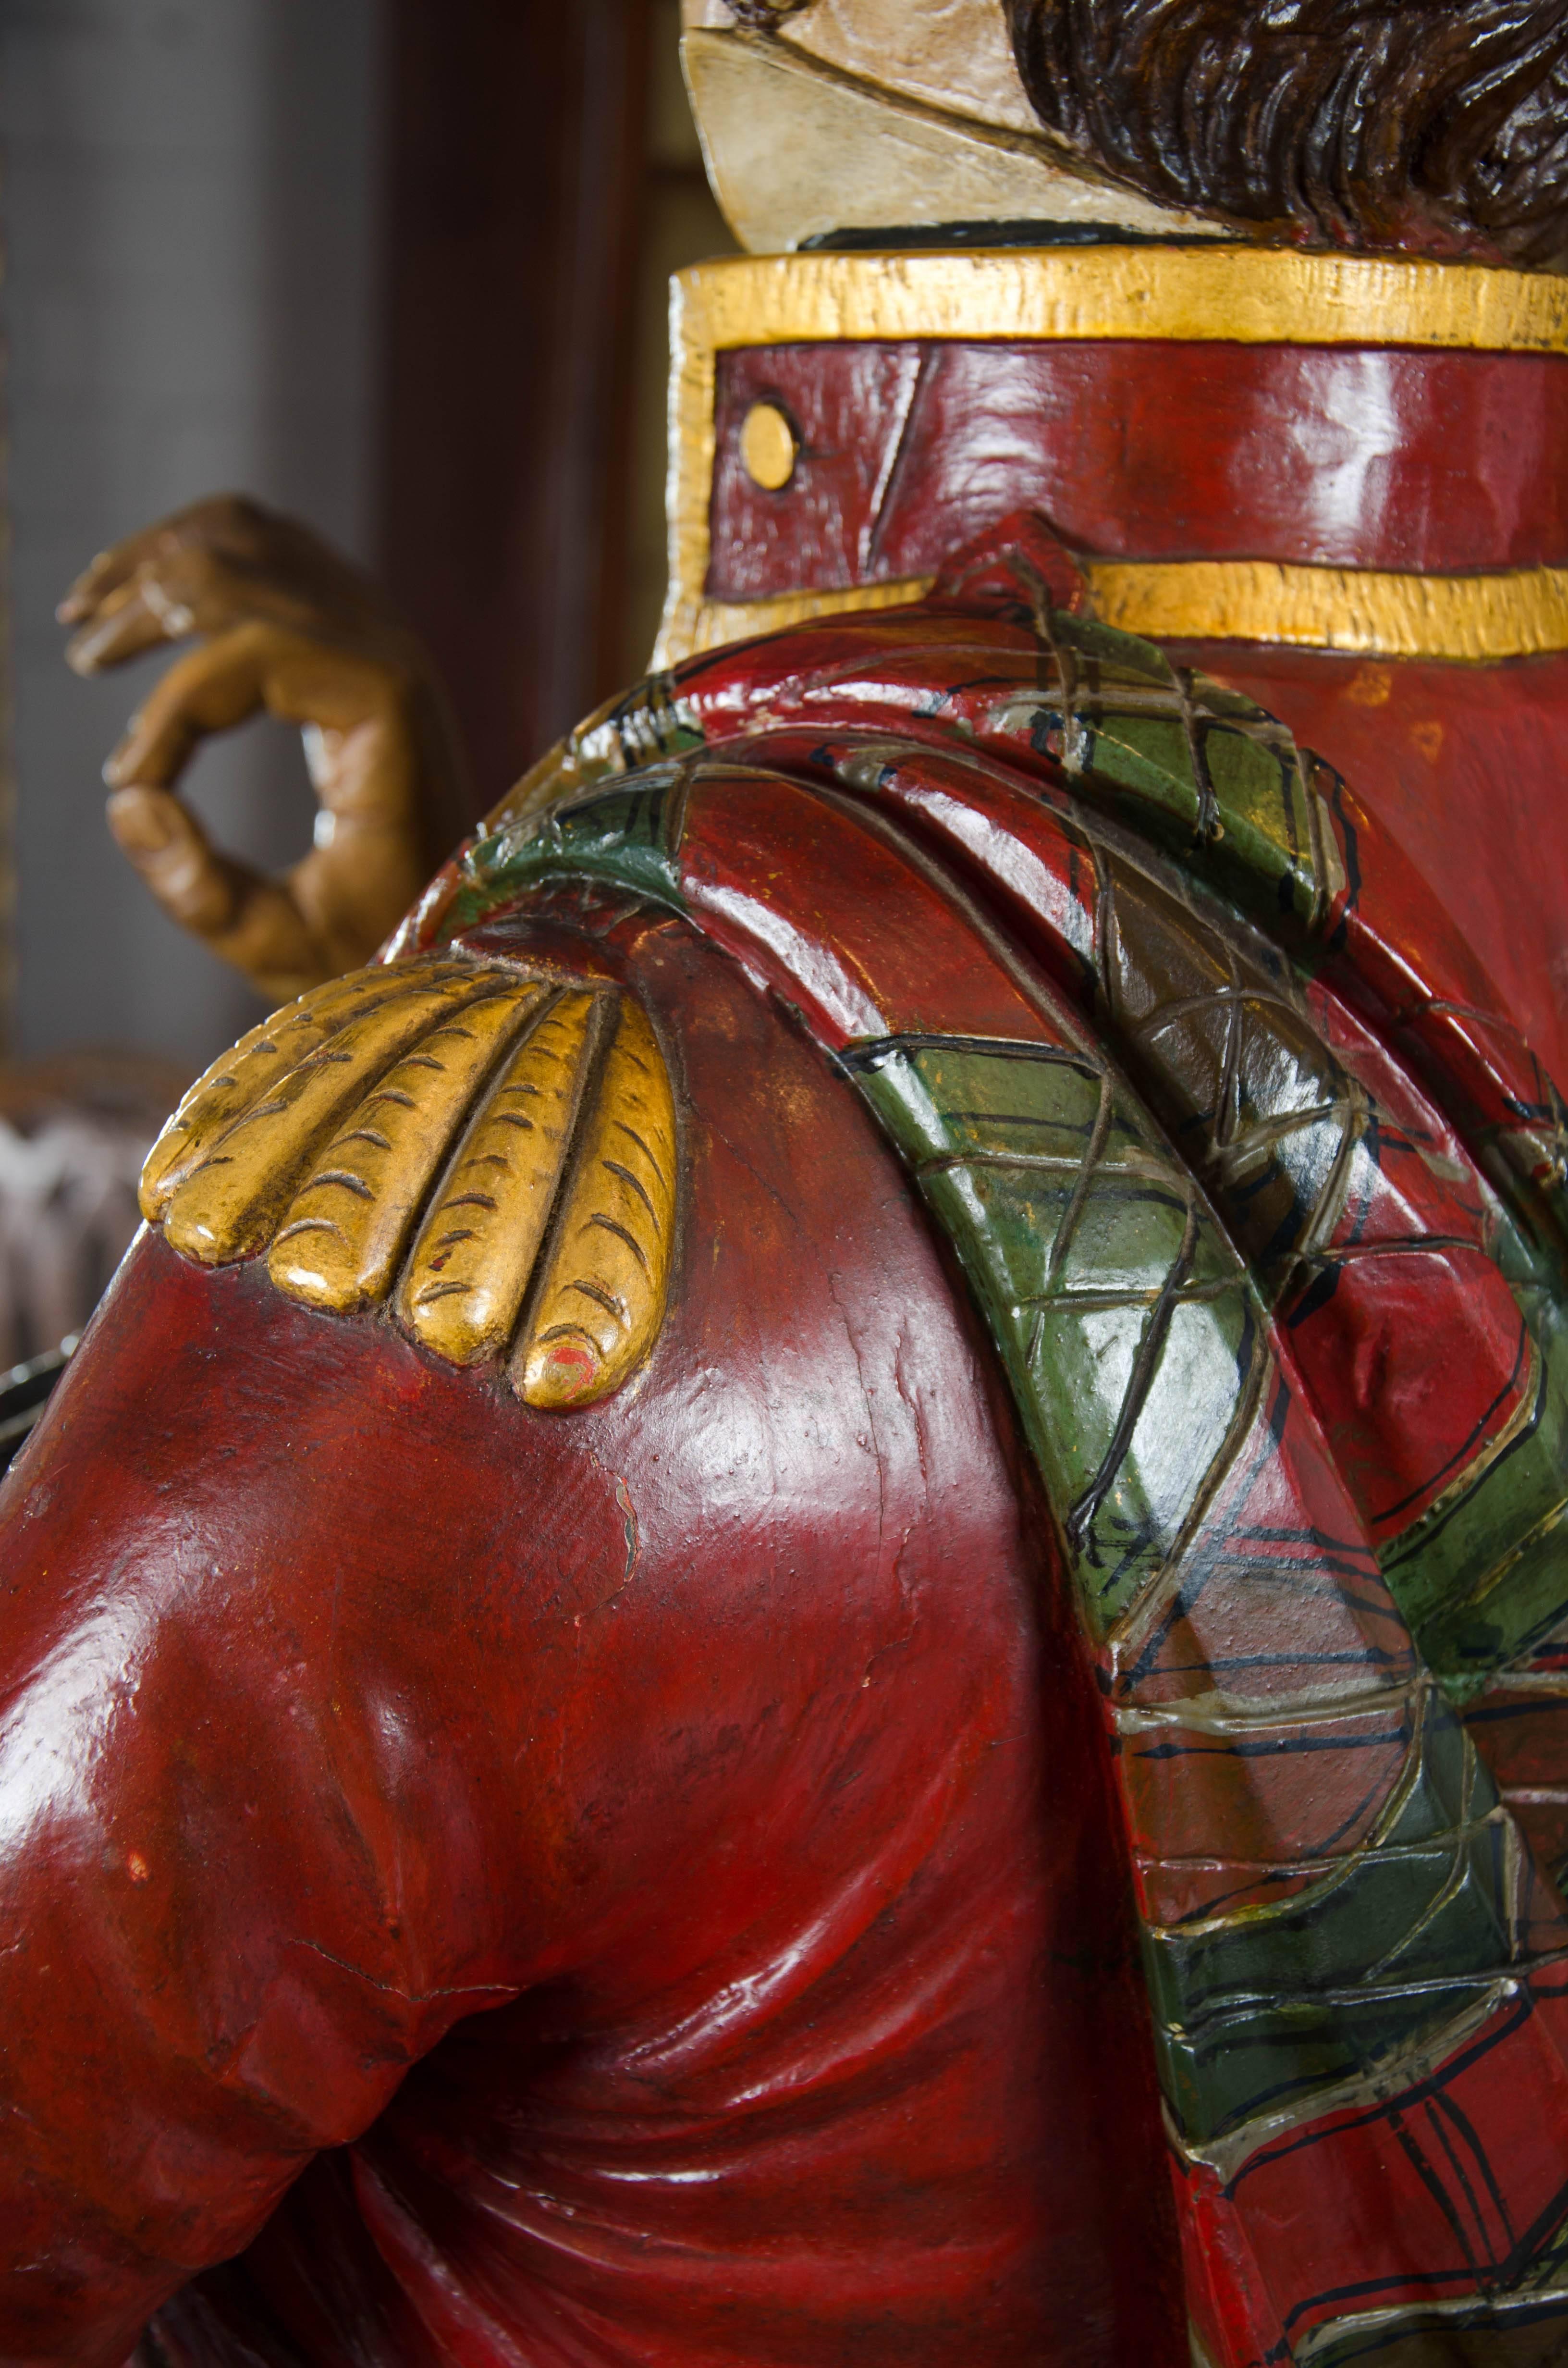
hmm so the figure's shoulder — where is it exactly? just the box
[127,891,1015,1493]
[369,542,1568,1713]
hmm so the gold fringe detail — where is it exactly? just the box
[162,974,494,1268]
[143,955,677,1409]
[398,988,603,1367]
[140,963,476,1221]
[514,996,678,1410]
[269,982,550,1313]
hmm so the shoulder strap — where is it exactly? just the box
[397,588,1568,2368]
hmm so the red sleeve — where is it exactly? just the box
[0,1237,633,2366]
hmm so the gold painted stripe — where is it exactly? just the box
[268,980,549,1313]
[666,561,1568,666]
[1087,559,1568,661]
[139,961,474,1221]
[664,577,935,662]
[162,974,492,1267]
[399,988,604,1366]
[677,247,1568,363]
[516,996,677,1410]
[657,244,1568,672]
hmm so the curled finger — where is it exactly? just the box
[106,786,333,1001]
[103,625,278,792]
[64,576,190,678]
[105,788,247,937]
[57,540,139,629]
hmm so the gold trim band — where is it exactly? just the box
[664,578,937,662]
[657,246,1568,670]
[665,562,1568,668]
[676,246,1568,361]
[1091,560,1568,663]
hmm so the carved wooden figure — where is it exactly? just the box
[4,4,1568,2364]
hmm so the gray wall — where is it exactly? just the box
[0,0,385,1072]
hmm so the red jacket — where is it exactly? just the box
[4,297,1568,2365]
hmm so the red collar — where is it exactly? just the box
[710,334,1568,600]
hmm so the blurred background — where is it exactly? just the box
[0,0,733,1365]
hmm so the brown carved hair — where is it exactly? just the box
[1002,0,1568,265]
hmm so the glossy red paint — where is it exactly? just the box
[7,284,1568,2364]
[790,732,1538,1545]
[0,907,1181,2365]
[708,338,1568,1094]
[372,543,1568,2364]
[678,768,1052,1047]
[711,341,1568,594]
[1163,644,1568,1089]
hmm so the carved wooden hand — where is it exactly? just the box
[59,495,471,1006]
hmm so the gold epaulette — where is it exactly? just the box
[140,955,677,1410]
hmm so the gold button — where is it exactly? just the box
[740,400,797,492]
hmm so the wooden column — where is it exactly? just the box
[380,0,652,821]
